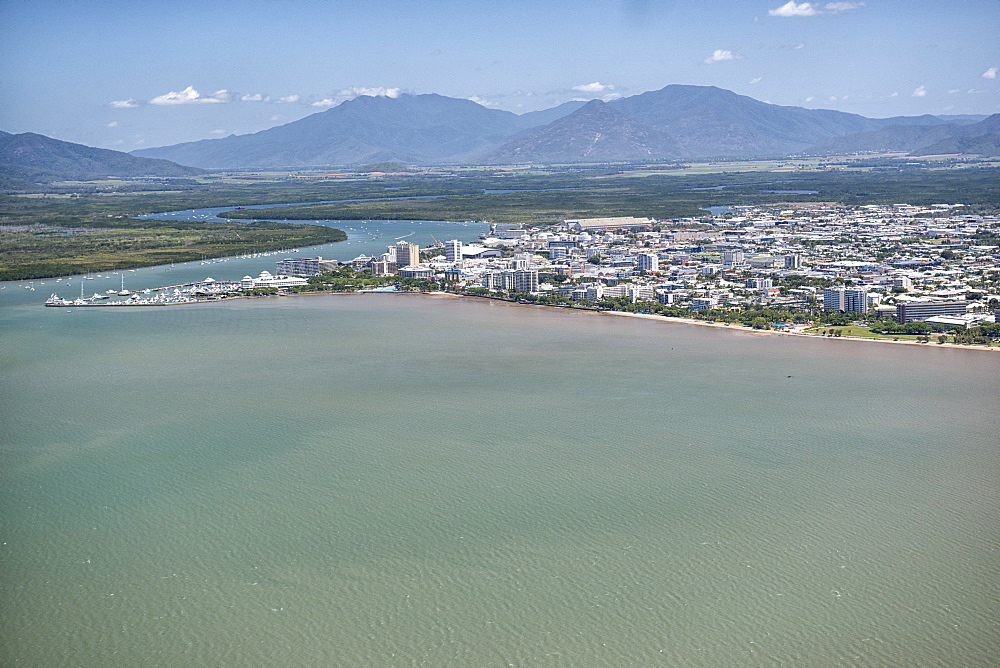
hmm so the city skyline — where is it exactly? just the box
[1,0,998,150]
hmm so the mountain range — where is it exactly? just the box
[3,85,996,181]
[0,132,204,184]
[129,85,994,168]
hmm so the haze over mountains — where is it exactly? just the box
[130,85,995,168]
[3,85,996,183]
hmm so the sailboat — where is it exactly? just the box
[118,274,131,296]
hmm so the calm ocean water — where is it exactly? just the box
[2,221,999,666]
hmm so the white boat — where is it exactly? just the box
[45,293,73,306]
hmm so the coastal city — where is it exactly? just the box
[46,201,1000,345]
[180,202,999,344]
[45,202,1000,344]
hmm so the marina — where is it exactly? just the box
[45,278,240,307]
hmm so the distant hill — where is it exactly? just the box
[909,132,1000,157]
[133,94,551,169]
[809,114,1000,155]
[128,85,997,168]
[355,161,418,172]
[0,132,204,183]
[485,99,686,163]
[607,85,880,157]
[516,100,589,128]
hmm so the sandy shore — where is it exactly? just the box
[603,309,998,352]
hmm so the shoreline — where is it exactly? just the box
[42,285,1000,353]
[372,291,999,353]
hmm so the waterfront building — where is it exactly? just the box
[895,300,968,323]
[275,257,323,277]
[398,266,435,279]
[240,271,309,289]
[370,260,397,276]
[513,269,539,293]
[445,239,462,263]
[395,241,421,269]
[823,287,869,313]
[691,297,719,310]
[585,284,605,302]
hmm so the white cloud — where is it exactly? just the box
[109,98,139,108]
[309,87,400,108]
[275,94,300,104]
[948,88,962,94]
[824,1,865,13]
[149,86,232,105]
[468,96,497,107]
[769,1,863,16]
[804,96,816,102]
[983,67,998,80]
[769,1,821,17]
[704,49,739,64]
[793,42,806,50]
[749,77,763,84]
[572,82,614,94]
[889,92,899,98]
[968,89,984,94]
[210,129,227,135]
[602,92,623,102]
[346,87,401,99]
[912,85,927,97]
[269,115,283,122]
[240,93,269,102]
[106,121,119,127]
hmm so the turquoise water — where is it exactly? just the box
[2,226,999,666]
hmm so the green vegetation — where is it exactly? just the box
[217,165,1000,224]
[0,219,345,281]
[3,160,998,280]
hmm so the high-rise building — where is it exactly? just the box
[275,257,322,276]
[823,287,869,313]
[394,241,421,268]
[445,239,462,263]
[370,260,397,276]
[513,269,538,293]
[481,268,539,293]
[636,253,659,272]
[745,278,773,290]
[784,254,803,269]
[723,250,745,269]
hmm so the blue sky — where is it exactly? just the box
[2,0,997,150]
